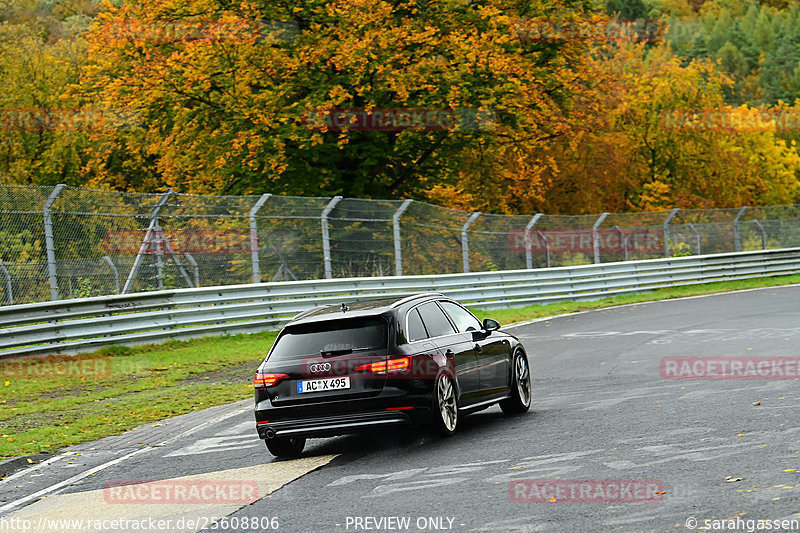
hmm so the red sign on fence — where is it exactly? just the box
[508,229,662,254]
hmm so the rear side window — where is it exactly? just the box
[440,301,483,333]
[268,318,387,361]
[406,308,428,342]
[416,302,456,338]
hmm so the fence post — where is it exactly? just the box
[43,183,66,301]
[592,212,609,264]
[321,196,343,279]
[537,231,550,268]
[734,206,749,252]
[249,193,271,283]
[752,219,767,250]
[101,256,119,294]
[663,208,680,258]
[184,253,199,287]
[687,223,701,255]
[153,218,166,289]
[524,213,543,269]
[122,190,173,294]
[612,226,627,261]
[0,259,12,305]
[461,212,481,273]
[393,199,413,276]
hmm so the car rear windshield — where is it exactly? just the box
[267,317,388,361]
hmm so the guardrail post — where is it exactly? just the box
[753,219,767,250]
[663,208,680,258]
[122,190,173,294]
[393,199,413,276]
[461,212,481,273]
[524,213,543,269]
[184,253,199,287]
[592,212,609,264]
[734,206,749,252]
[0,259,12,305]
[43,183,65,301]
[101,256,119,294]
[321,196,343,279]
[687,223,701,255]
[249,193,271,283]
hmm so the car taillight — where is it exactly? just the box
[254,373,289,388]
[355,357,410,374]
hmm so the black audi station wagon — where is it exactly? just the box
[254,293,531,457]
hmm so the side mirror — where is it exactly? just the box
[483,318,501,332]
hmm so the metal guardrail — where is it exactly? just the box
[1,248,799,357]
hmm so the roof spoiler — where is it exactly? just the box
[389,292,445,308]
[291,304,334,321]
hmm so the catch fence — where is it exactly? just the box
[1,184,799,305]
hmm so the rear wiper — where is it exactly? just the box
[321,348,353,357]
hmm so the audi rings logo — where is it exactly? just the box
[309,362,332,373]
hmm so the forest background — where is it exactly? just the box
[3,0,800,215]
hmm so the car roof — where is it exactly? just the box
[288,292,445,325]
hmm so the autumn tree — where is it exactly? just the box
[538,39,800,213]
[80,0,597,201]
[0,14,91,186]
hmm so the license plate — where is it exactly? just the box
[297,377,350,393]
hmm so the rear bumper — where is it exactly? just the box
[256,410,415,440]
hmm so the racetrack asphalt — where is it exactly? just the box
[1,286,799,532]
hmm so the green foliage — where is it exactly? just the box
[667,1,800,105]
[669,240,694,256]
[72,276,93,298]
[0,228,41,262]
[0,23,90,186]
[605,0,650,18]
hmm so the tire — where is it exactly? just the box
[500,349,531,414]
[265,437,306,458]
[432,373,458,436]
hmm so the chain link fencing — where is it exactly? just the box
[1,183,800,306]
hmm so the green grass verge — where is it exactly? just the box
[1,273,798,460]
[0,331,277,459]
